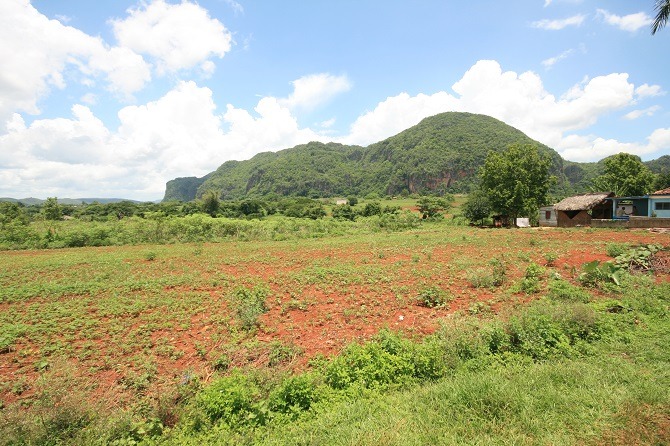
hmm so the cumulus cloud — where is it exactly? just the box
[345,92,458,145]
[279,74,352,111]
[624,106,661,120]
[111,0,232,75]
[1,58,668,199]
[0,79,328,200]
[635,83,665,98]
[597,9,653,32]
[531,14,585,30]
[557,128,670,162]
[341,60,668,163]
[0,0,151,130]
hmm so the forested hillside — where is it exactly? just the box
[164,112,570,201]
[163,112,668,202]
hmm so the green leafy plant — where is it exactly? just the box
[543,252,558,266]
[416,286,451,308]
[578,261,623,287]
[606,242,630,258]
[229,285,269,331]
[614,244,663,273]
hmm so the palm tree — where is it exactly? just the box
[652,0,670,34]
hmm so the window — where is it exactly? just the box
[655,202,670,211]
[545,211,551,220]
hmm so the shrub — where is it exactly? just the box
[229,285,269,331]
[543,252,558,266]
[468,258,506,288]
[606,242,630,258]
[416,285,451,308]
[578,261,623,287]
[331,205,356,221]
[507,311,572,360]
[323,332,415,390]
[547,279,592,303]
[519,262,545,294]
[268,374,319,417]
[267,341,303,367]
[197,372,263,426]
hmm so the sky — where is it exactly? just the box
[1,0,668,201]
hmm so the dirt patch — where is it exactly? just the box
[1,227,668,408]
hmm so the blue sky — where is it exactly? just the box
[1,0,668,200]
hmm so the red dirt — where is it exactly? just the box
[1,227,668,408]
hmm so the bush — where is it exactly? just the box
[468,258,506,288]
[547,279,592,303]
[519,262,544,294]
[331,205,356,221]
[197,372,263,426]
[323,332,415,391]
[268,374,319,417]
[578,261,623,287]
[229,285,269,331]
[606,242,630,258]
[416,285,451,308]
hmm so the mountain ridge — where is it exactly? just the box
[161,112,670,201]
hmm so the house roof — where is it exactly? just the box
[554,192,614,211]
[652,187,670,195]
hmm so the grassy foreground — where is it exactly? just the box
[156,277,670,445]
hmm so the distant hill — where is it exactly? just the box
[0,197,145,206]
[164,112,572,201]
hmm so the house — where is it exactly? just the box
[553,192,614,227]
[538,205,557,227]
[650,187,670,217]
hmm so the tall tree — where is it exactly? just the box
[591,153,655,196]
[480,144,553,225]
[200,191,220,217]
[42,197,62,221]
[652,0,670,34]
[461,190,492,226]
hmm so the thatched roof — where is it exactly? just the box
[554,192,614,211]
[652,187,670,195]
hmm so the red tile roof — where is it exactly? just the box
[652,187,670,195]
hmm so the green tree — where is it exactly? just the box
[461,190,492,226]
[201,191,220,217]
[653,170,670,191]
[591,153,655,196]
[480,144,553,225]
[416,196,453,219]
[42,197,62,221]
[0,202,29,225]
[653,0,670,34]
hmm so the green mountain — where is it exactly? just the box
[0,197,144,206]
[164,112,572,201]
[164,112,664,202]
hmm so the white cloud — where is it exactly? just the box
[0,79,328,200]
[279,74,352,111]
[224,0,244,16]
[542,49,575,69]
[341,60,660,162]
[1,59,667,199]
[111,0,232,75]
[345,92,458,145]
[531,14,585,30]
[0,0,151,130]
[597,9,653,32]
[635,83,665,98]
[557,129,670,162]
[624,106,661,120]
